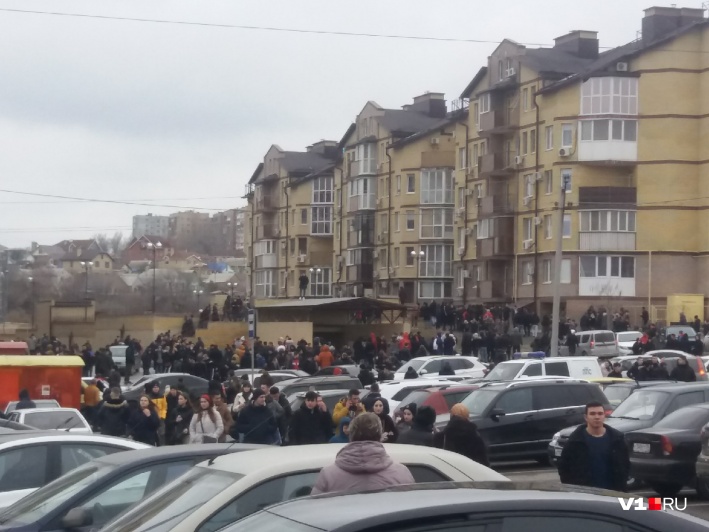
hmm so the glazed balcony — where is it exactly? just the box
[479,109,519,136]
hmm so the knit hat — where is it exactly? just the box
[251,389,265,401]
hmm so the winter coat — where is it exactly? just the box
[167,404,193,445]
[97,398,130,437]
[311,441,415,495]
[670,363,697,382]
[148,393,168,420]
[233,404,278,444]
[330,417,351,443]
[214,403,234,443]
[397,424,434,447]
[128,408,160,446]
[316,347,334,368]
[231,392,251,416]
[433,416,489,466]
[332,399,366,426]
[189,409,224,443]
[377,413,398,443]
[558,424,629,492]
[289,403,333,445]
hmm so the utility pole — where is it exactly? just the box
[550,173,570,357]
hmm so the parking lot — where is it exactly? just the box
[496,461,709,521]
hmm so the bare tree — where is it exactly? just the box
[93,233,111,253]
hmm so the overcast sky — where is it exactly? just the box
[0,0,671,248]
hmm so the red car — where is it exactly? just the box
[392,385,479,420]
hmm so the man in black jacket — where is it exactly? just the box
[669,355,696,382]
[558,401,629,491]
[288,391,332,444]
[232,389,278,444]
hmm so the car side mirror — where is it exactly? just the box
[419,369,428,375]
[489,408,506,420]
[62,507,93,529]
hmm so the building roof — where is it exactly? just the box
[521,47,595,77]
[255,296,406,312]
[378,108,442,136]
[280,150,334,174]
[247,162,264,186]
[390,109,466,150]
[460,66,488,98]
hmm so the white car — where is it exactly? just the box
[393,356,487,382]
[377,378,460,413]
[7,408,92,434]
[101,444,509,532]
[3,399,60,414]
[616,331,642,355]
[0,432,148,508]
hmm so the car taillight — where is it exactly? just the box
[661,435,673,456]
[697,359,706,377]
[590,340,595,349]
[604,409,613,416]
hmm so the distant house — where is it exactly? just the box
[55,239,114,274]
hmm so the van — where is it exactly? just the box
[575,330,618,358]
[109,345,128,372]
[484,356,603,382]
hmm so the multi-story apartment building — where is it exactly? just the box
[168,210,210,248]
[132,214,170,239]
[455,6,709,318]
[334,93,449,299]
[246,141,338,299]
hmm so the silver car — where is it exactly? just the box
[575,330,618,358]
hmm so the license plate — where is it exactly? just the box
[554,448,562,457]
[633,443,651,453]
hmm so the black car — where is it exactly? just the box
[277,375,362,398]
[549,382,709,465]
[123,373,210,404]
[224,481,708,532]
[0,444,263,531]
[626,403,709,498]
[435,379,610,462]
[602,380,674,409]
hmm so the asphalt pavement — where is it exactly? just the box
[494,461,709,522]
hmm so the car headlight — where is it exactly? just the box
[550,431,561,445]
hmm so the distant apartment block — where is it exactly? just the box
[132,214,169,239]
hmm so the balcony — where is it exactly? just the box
[256,195,279,211]
[347,264,373,285]
[348,193,376,211]
[577,141,637,165]
[480,194,516,216]
[476,235,514,258]
[478,280,507,300]
[479,152,517,178]
[256,224,279,239]
[255,254,277,269]
[349,159,377,177]
[479,109,519,136]
[580,232,636,251]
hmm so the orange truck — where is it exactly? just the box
[0,355,84,412]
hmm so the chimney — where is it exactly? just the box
[642,6,705,43]
[553,30,599,59]
[404,92,447,119]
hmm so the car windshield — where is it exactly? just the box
[394,390,430,410]
[25,411,85,430]
[483,363,522,381]
[610,390,669,420]
[103,466,243,532]
[617,332,641,343]
[396,360,425,374]
[462,389,500,417]
[653,407,709,430]
[603,385,633,407]
[0,463,112,526]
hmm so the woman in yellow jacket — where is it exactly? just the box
[147,381,168,420]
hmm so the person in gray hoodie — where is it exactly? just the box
[311,412,414,494]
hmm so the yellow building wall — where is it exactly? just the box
[257,321,312,344]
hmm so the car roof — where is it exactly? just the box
[293,389,363,398]
[639,382,709,392]
[408,355,478,361]
[479,379,593,389]
[280,375,359,385]
[578,330,615,334]
[498,356,598,364]
[0,431,148,445]
[255,482,707,531]
[18,408,81,414]
[93,443,265,466]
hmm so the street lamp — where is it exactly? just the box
[146,241,163,314]
[28,276,34,329]
[309,267,321,298]
[193,288,204,313]
[410,250,425,303]
[226,282,236,299]
[80,261,92,321]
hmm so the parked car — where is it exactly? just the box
[6,408,92,434]
[611,351,707,381]
[558,330,618,358]
[549,382,709,466]
[0,419,33,431]
[123,373,210,404]
[392,384,478,419]
[3,400,60,415]
[223,482,709,532]
[393,356,486,381]
[616,330,643,355]
[289,389,371,417]
[482,356,603,382]
[314,365,378,379]
[376,379,459,414]
[0,444,264,531]
[231,369,310,388]
[435,379,610,463]
[0,431,148,508]
[277,375,363,399]
[626,403,709,498]
[696,419,709,497]
[600,380,673,409]
[100,444,509,532]
[656,325,698,349]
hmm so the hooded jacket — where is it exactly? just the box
[97,398,130,437]
[397,407,435,447]
[669,361,697,382]
[128,407,160,446]
[289,402,333,445]
[167,403,194,444]
[433,415,489,466]
[332,398,366,425]
[233,403,278,444]
[330,416,351,443]
[311,440,414,494]
[316,346,334,368]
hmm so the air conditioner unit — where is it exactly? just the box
[522,196,532,206]
[534,216,542,226]
[430,137,440,145]
[281,241,287,249]
[559,147,572,157]
[457,207,465,214]
[455,210,463,218]
[514,155,524,166]
[506,67,516,78]
[273,229,281,236]
[337,256,344,267]
[477,187,484,198]
[373,250,379,258]
[523,239,534,250]
[373,271,380,279]
[389,267,396,275]
[297,255,306,263]
[458,247,465,256]
[465,228,475,236]
[463,270,470,278]
[457,288,464,296]
[465,189,475,196]
[534,172,543,182]
[616,62,629,72]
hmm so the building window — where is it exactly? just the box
[522,261,534,285]
[522,88,529,111]
[419,245,453,277]
[378,249,387,270]
[421,169,454,204]
[473,102,479,130]
[355,143,376,175]
[407,173,416,193]
[104,261,109,268]
[311,206,332,235]
[396,175,401,195]
[544,170,553,195]
[393,247,400,268]
[457,268,466,289]
[580,211,636,232]
[458,187,465,209]
[309,268,331,297]
[300,209,307,225]
[521,131,528,155]
[542,259,552,284]
[477,218,492,240]
[523,217,533,241]
[458,227,465,248]
[563,214,572,238]
[523,174,535,199]
[255,241,276,255]
[580,256,635,278]
[312,176,334,203]
[405,246,415,266]
[458,147,467,169]
[530,129,536,153]
[545,126,553,150]
[580,119,637,142]
[298,237,307,255]
[406,211,415,231]
[560,259,571,283]
[561,123,574,148]
[394,212,400,232]
[479,93,490,114]
[419,281,452,299]
[420,208,454,239]
[581,77,638,116]
[255,270,276,298]
[544,214,552,239]
[561,169,572,192]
